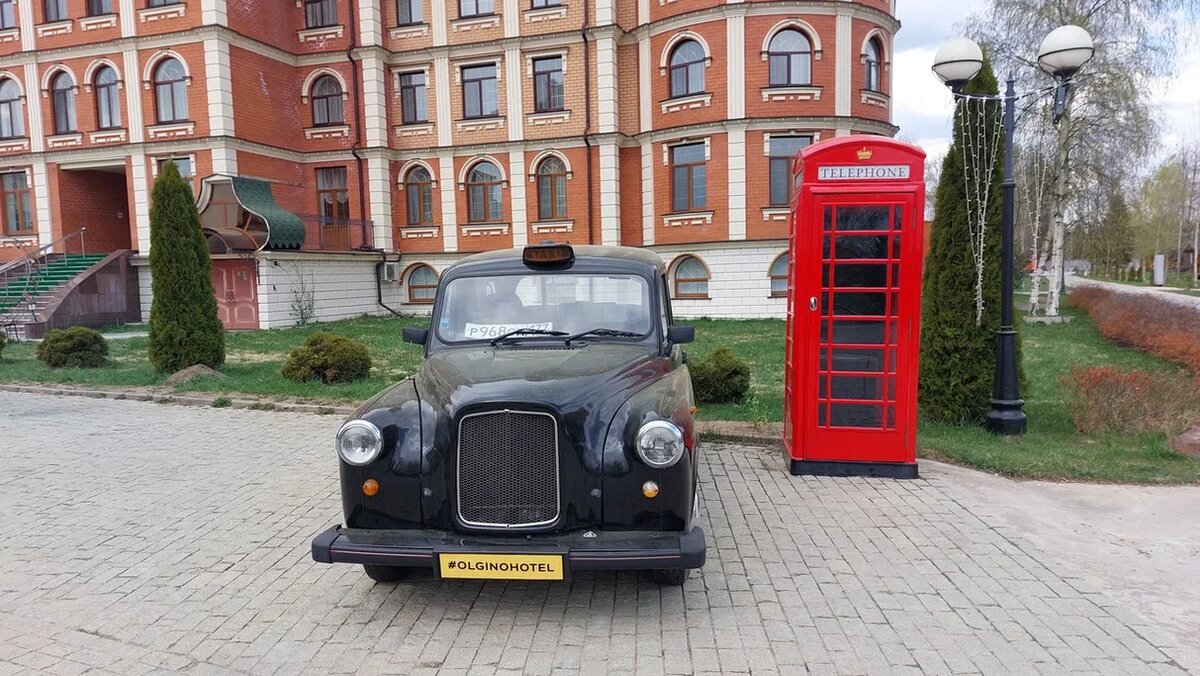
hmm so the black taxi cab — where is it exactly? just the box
[311,243,705,585]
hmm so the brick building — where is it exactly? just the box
[0,0,897,328]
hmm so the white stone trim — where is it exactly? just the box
[438,155,458,251]
[661,136,710,164]
[139,3,186,22]
[389,23,429,39]
[359,0,382,47]
[726,15,745,119]
[638,37,652,133]
[660,92,710,114]
[760,19,823,57]
[597,35,617,134]
[455,117,504,133]
[860,28,890,62]
[17,1,34,50]
[46,132,83,149]
[503,0,519,36]
[394,122,434,138]
[662,211,714,228]
[398,158,438,185]
[526,110,570,126]
[453,57,503,84]
[509,152,527,247]
[30,159,52,249]
[361,54,389,146]
[658,31,712,73]
[526,149,573,178]
[201,0,229,26]
[130,149,150,252]
[531,219,572,234]
[599,143,620,246]
[118,0,136,37]
[861,90,889,108]
[761,207,790,222]
[79,14,119,31]
[210,142,238,175]
[524,5,566,23]
[82,59,122,90]
[504,46,523,141]
[301,67,349,102]
[21,64,44,152]
[524,48,569,76]
[147,121,196,139]
[451,14,500,32]
[0,138,30,153]
[399,226,439,239]
[149,152,197,177]
[35,20,73,38]
[457,155,508,186]
[303,124,351,139]
[298,25,345,42]
[461,223,509,237]
[204,38,235,138]
[641,142,655,245]
[0,70,26,97]
[727,127,746,241]
[89,129,127,144]
[761,86,822,102]
[121,49,144,143]
[142,50,191,85]
[762,131,818,155]
[430,0,448,46]
[433,57,452,146]
[368,154,393,250]
[40,65,77,94]
[595,0,614,25]
[835,14,851,117]
[0,28,18,46]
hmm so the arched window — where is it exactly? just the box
[770,253,789,297]
[407,264,438,304]
[668,39,705,98]
[94,66,121,130]
[153,58,188,123]
[673,256,709,299]
[768,29,812,86]
[0,79,24,139]
[50,72,76,134]
[466,161,503,223]
[310,75,344,127]
[404,166,434,225]
[865,38,882,92]
[536,157,567,221]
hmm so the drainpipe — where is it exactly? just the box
[581,0,595,245]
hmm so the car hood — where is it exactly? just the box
[410,343,667,418]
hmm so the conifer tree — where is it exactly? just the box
[919,59,1009,423]
[148,161,225,372]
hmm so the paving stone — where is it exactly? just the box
[0,392,1191,674]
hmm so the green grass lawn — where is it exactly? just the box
[2,308,1197,483]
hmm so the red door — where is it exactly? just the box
[799,192,917,463]
[211,259,259,330]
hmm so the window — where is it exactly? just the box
[87,0,113,16]
[466,161,503,223]
[156,156,193,180]
[398,72,428,124]
[769,136,811,206]
[316,167,350,220]
[770,254,789,297]
[459,0,493,18]
[0,0,14,29]
[531,0,560,6]
[310,75,344,127]
[532,57,564,113]
[407,265,438,304]
[397,0,421,24]
[1,172,32,236]
[50,72,76,135]
[304,0,337,28]
[673,256,709,299]
[94,66,121,130]
[0,79,23,139]
[147,0,181,7]
[404,166,434,225]
[668,40,705,98]
[536,157,567,221]
[152,58,188,123]
[44,0,67,22]
[768,29,812,86]
[670,143,706,212]
[461,64,498,119]
[865,38,882,92]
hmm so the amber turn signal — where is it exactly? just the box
[362,479,379,496]
[642,481,659,499]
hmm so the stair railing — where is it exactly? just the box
[0,227,87,289]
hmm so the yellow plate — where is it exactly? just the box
[439,553,565,580]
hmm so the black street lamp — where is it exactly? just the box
[931,26,1094,436]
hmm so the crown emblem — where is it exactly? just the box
[856,147,873,161]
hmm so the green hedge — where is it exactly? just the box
[282,332,372,384]
[37,327,108,368]
[691,347,751,404]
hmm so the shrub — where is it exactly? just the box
[691,347,751,404]
[148,160,225,373]
[1061,365,1200,437]
[282,332,372,384]
[0,331,6,359]
[1069,286,1200,374]
[36,327,108,368]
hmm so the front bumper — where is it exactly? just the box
[311,525,706,572]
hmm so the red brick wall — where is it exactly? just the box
[230,47,304,150]
[51,166,131,252]
[137,44,209,136]
[744,15,838,119]
[393,158,444,255]
[649,21,727,131]
[653,133,728,245]
[453,153,513,253]
[618,146,644,247]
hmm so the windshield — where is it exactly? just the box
[436,272,653,343]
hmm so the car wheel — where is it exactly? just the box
[363,564,411,583]
[649,568,690,586]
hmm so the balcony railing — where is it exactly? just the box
[297,215,375,252]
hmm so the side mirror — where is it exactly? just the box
[667,325,694,344]
[402,327,428,345]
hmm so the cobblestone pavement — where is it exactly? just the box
[0,392,1191,675]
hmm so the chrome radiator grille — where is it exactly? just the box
[456,410,560,528]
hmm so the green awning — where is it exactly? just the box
[230,177,305,250]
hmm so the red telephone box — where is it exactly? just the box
[784,136,926,478]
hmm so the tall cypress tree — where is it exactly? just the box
[919,58,1009,423]
[148,161,225,372]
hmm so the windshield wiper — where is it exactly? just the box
[489,328,568,346]
[564,328,643,345]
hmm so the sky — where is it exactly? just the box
[891,0,1200,170]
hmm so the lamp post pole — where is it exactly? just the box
[985,77,1026,435]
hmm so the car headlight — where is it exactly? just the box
[336,419,383,466]
[635,420,685,468]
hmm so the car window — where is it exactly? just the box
[436,273,653,342]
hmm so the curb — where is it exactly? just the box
[0,383,356,416]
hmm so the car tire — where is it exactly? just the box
[649,568,690,586]
[363,564,411,583]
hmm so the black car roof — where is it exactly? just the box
[448,245,666,275]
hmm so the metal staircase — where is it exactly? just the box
[0,230,102,341]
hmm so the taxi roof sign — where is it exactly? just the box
[523,242,575,266]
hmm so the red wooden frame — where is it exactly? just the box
[784,136,926,475]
